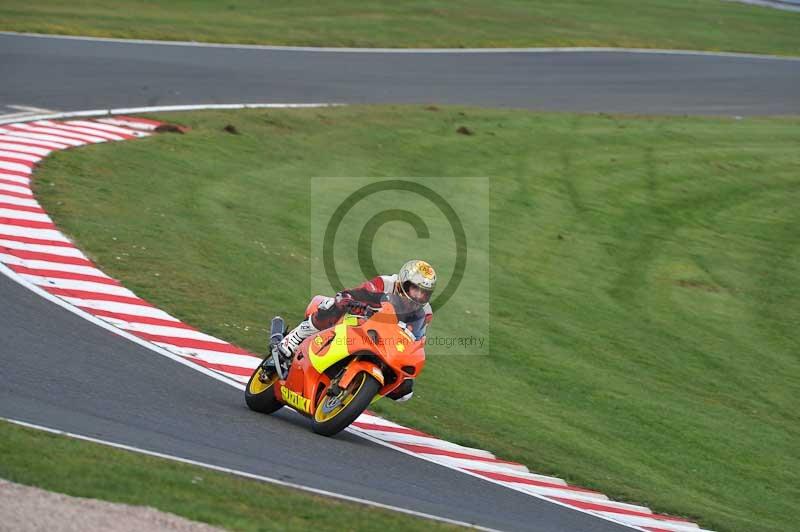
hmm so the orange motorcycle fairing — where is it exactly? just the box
[338,359,384,389]
[272,345,331,417]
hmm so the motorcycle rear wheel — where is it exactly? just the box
[245,365,283,414]
[311,372,380,437]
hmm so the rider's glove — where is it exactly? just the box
[335,292,369,315]
[334,291,352,310]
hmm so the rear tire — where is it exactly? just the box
[245,364,283,414]
[311,372,380,437]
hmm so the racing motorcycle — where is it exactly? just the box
[245,294,425,436]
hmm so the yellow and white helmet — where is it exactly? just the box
[397,259,437,306]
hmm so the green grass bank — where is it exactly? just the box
[32,106,800,532]
[1,0,799,55]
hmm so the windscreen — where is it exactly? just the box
[385,292,428,340]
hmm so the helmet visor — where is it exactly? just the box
[403,282,432,305]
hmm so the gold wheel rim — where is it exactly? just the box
[314,373,367,423]
[249,368,277,394]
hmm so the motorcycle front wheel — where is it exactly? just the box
[245,364,283,414]
[311,372,380,437]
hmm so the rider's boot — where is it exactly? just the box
[278,317,319,360]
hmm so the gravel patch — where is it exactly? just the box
[0,479,225,532]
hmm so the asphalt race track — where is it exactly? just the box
[1,33,799,115]
[1,32,799,531]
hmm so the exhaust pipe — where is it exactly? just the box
[268,316,287,380]
[270,316,286,346]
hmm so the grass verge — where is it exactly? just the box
[33,106,800,532]
[0,420,462,531]
[0,0,799,55]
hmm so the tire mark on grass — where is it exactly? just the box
[560,115,587,217]
[607,136,668,305]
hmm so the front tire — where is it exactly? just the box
[311,372,380,437]
[245,365,283,414]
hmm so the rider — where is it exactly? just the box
[277,259,436,401]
